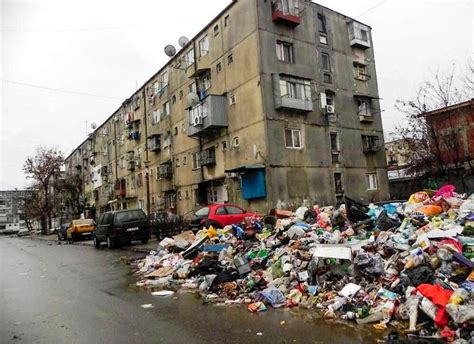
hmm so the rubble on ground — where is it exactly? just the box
[130,185,474,342]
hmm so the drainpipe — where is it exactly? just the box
[113,115,119,211]
[142,88,151,216]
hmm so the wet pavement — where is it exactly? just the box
[0,237,387,343]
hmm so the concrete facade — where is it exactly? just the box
[65,0,389,219]
[0,190,30,230]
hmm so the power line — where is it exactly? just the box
[1,79,121,100]
[355,0,387,19]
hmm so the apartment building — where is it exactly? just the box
[65,0,389,218]
[0,190,30,230]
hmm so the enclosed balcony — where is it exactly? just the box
[348,21,371,50]
[187,95,228,139]
[272,74,313,112]
[272,0,300,27]
[362,135,381,153]
[158,162,173,179]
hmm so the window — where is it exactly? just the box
[276,41,294,63]
[152,110,161,125]
[184,49,195,68]
[321,53,330,71]
[226,206,244,215]
[174,126,178,135]
[192,152,201,170]
[355,64,369,81]
[175,158,180,167]
[179,90,184,99]
[216,206,226,215]
[330,131,339,152]
[285,128,302,149]
[279,77,311,101]
[162,101,170,117]
[357,100,370,116]
[317,13,327,33]
[366,173,378,190]
[183,156,187,165]
[325,91,334,106]
[320,34,328,45]
[273,0,299,16]
[334,172,344,193]
[224,15,230,27]
[360,29,368,42]
[216,62,222,73]
[202,75,211,91]
[213,24,219,36]
[323,73,332,84]
[137,173,143,187]
[222,141,227,151]
[229,94,236,105]
[227,54,233,65]
[189,82,197,94]
[199,35,209,57]
[362,135,380,152]
[182,123,186,133]
[185,190,189,199]
[172,95,176,104]
[162,132,171,148]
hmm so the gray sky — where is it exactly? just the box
[1,0,472,190]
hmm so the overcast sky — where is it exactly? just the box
[1,0,472,190]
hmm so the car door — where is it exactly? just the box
[213,206,229,226]
[225,206,246,225]
[96,213,111,240]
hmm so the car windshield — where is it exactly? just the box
[73,219,94,226]
[195,207,210,217]
[115,210,147,224]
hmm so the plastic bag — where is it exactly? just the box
[258,287,286,308]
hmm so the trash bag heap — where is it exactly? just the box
[132,185,474,342]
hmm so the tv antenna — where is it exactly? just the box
[178,36,190,48]
[164,45,177,57]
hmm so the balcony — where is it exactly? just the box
[359,114,375,123]
[115,180,126,197]
[158,162,173,179]
[272,0,300,27]
[187,95,228,139]
[115,188,126,197]
[348,21,371,50]
[201,148,216,167]
[272,74,313,112]
[148,135,161,152]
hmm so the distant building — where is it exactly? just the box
[0,190,30,230]
[65,0,389,218]
[421,98,474,171]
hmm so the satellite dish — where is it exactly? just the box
[178,36,190,48]
[164,45,177,57]
[91,122,97,130]
[186,92,200,108]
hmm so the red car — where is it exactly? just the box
[190,203,257,231]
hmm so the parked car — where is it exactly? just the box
[93,209,150,249]
[189,204,257,231]
[17,227,30,237]
[66,219,95,241]
[57,223,70,241]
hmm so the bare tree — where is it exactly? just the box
[394,64,473,189]
[23,147,64,234]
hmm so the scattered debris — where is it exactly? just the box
[128,185,473,341]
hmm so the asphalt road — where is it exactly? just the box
[0,237,386,344]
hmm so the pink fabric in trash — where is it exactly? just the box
[432,185,456,202]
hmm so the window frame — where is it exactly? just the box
[366,173,378,191]
[285,128,303,149]
[276,40,294,63]
[334,172,344,194]
[199,35,209,57]
[330,131,340,152]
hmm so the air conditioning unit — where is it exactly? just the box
[328,114,337,123]
[193,114,203,126]
[326,105,335,114]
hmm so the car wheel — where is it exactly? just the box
[204,220,220,229]
[106,236,114,249]
[93,236,101,249]
[141,237,149,245]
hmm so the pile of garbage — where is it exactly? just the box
[131,185,474,342]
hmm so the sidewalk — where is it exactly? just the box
[26,233,158,253]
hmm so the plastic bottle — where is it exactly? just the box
[448,288,469,305]
[341,311,356,320]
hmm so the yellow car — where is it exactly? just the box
[67,219,96,241]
